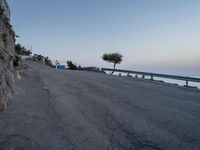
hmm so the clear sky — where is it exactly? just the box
[7,0,200,75]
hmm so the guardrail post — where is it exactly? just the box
[186,80,189,87]
[142,75,145,79]
[151,74,153,80]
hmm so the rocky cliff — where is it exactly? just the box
[0,1,15,111]
[0,47,15,110]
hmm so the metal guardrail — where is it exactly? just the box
[101,68,200,87]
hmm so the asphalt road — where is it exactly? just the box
[0,61,200,150]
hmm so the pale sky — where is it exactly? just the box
[8,0,200,75]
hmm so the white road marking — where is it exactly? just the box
[28,68,33,71]
[16,71,21,80]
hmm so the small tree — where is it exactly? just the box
[44,57,54,67]
[102,53,123,74]
[67,61,78,70]
[15,43,32,56]
[15,44,23,54]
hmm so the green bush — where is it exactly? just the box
[67,61,78,70]
[13,56,20,67]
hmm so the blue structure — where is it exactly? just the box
[57,65,66,69]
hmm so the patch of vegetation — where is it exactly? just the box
[13,56,20,67]
[0,99,6,111]
[67,61,79,70]
[15,44,32,56]
[45,57,54,67]
[102,53,123,74]
[32,54,54,67]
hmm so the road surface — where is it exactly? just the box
[0,61,200,150]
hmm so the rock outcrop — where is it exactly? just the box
[0,0,15,110]
[0,47,15,109]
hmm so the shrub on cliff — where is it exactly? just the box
[45,57,54,67]
[13,56,20,67]
[67,61,78,70]
[15,44,32,56]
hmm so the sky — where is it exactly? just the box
[7,0,200,75]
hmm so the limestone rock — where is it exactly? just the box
[0,47,15,108]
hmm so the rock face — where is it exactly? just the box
[0,1,15,110]
[0,47,15,105]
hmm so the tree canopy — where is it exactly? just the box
[67,61,78,70]
[102,53,123,66]
[102,53,123,74]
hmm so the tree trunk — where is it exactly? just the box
[111,63,116,75]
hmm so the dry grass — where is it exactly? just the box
[0,99,7,111]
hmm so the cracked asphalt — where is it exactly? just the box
[0,61,200,150]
